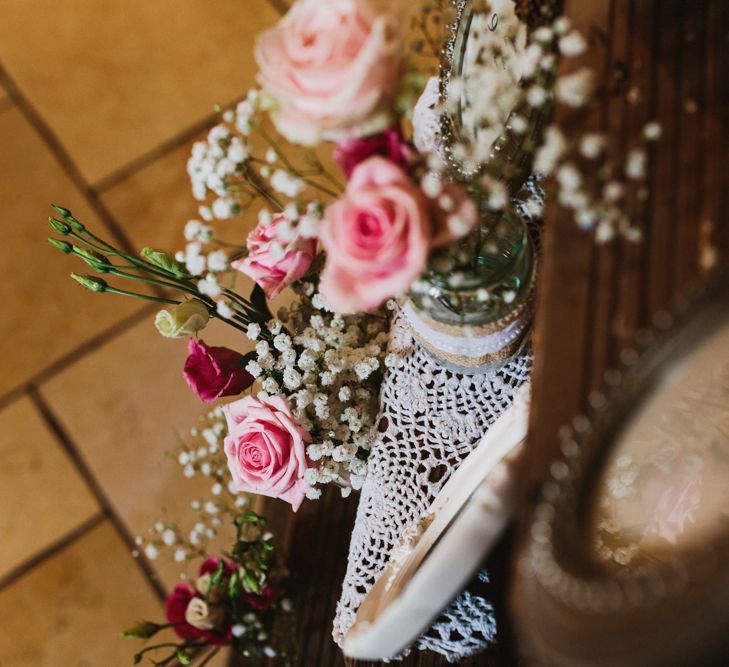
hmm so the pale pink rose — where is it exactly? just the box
[232,213,317,299]
[223,394,310,511]
[254,0,403,145]
[641,455,702,544]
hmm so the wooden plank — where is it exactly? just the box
[521,0,613,498]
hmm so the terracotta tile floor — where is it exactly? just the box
[0,2,283,664]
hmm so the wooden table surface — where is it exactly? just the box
[235,1,729,664]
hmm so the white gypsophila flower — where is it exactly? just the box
[557,163,581,192]
[216,300,235,319]
[421,171,442,198]
[603,181,624,202]
[207,250,228,272]
[447,214,474,237]
[198,206,213,222]
[305,486,322,500]
[510,115,528,134]
[273,333,292,351]
[258,209,272,227]
[283,367,303,390]
[579,133,605,159]
[553,16,571,34]
[255,340,270,357]
[298,214,320,239]
[268,320,282,335]
[144,544,159,560]
[626,148,647,179]
[174,548,186,562]
[281,348,296,366]
[185,243,206,276]
[534,125,566,175]
[271,170,306,197]
[184,219,211,242]
[283,202,300,222]
[307,444,323,461]
[246,322,261,340]
[246,360,263,378]
[556,68,594,108]
[162,529,176,546]
[643,121,662,141]
[311,292,330,311]
[527,85,548,107]
[197,274,222,297]
[533,26,554,43]
[212,197,239,220]
[262,377,280,393]
[559,31,587,56]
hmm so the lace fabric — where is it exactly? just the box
[333,315,532,660]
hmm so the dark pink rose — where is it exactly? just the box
[183,339,254,404]
[243,584,279,611]
[199,556,237,578]
[334,126,411,178]
[232,213,317,299]
[223,394,310,511]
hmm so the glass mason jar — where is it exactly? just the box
[406,208,535,374]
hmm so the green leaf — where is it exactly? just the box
[122,620,162,639]
[237,350,257,369]
[228,571,241,599]
[176,648,192,665]
[249,284,273,322]
[242,571,262,595]
[133,653,143,665]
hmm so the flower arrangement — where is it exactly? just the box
[125,409,293,665]
[47,0,661,508]
[45,0,667,661]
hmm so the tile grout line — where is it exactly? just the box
[0,512,106,593]
[27,387,168,603]
[0,302,158,413]
[91,99,243,194]
[266,0,290,16]
[0,61,147,268]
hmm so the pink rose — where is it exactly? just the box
[183,339,254,403]
[223,394,310,511]
[254,0,403,145]
[232,213,317,299]
[320,156,477,313]
[334,126,411,178]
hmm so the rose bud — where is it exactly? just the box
[155,299,209,338]
[183,339,254,403]
[184,597,225,631]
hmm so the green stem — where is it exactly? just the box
[256,129,341,199]
[107,267,198,296]
[105,287,181,305]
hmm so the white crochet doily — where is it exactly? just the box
[333,313,532,661]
